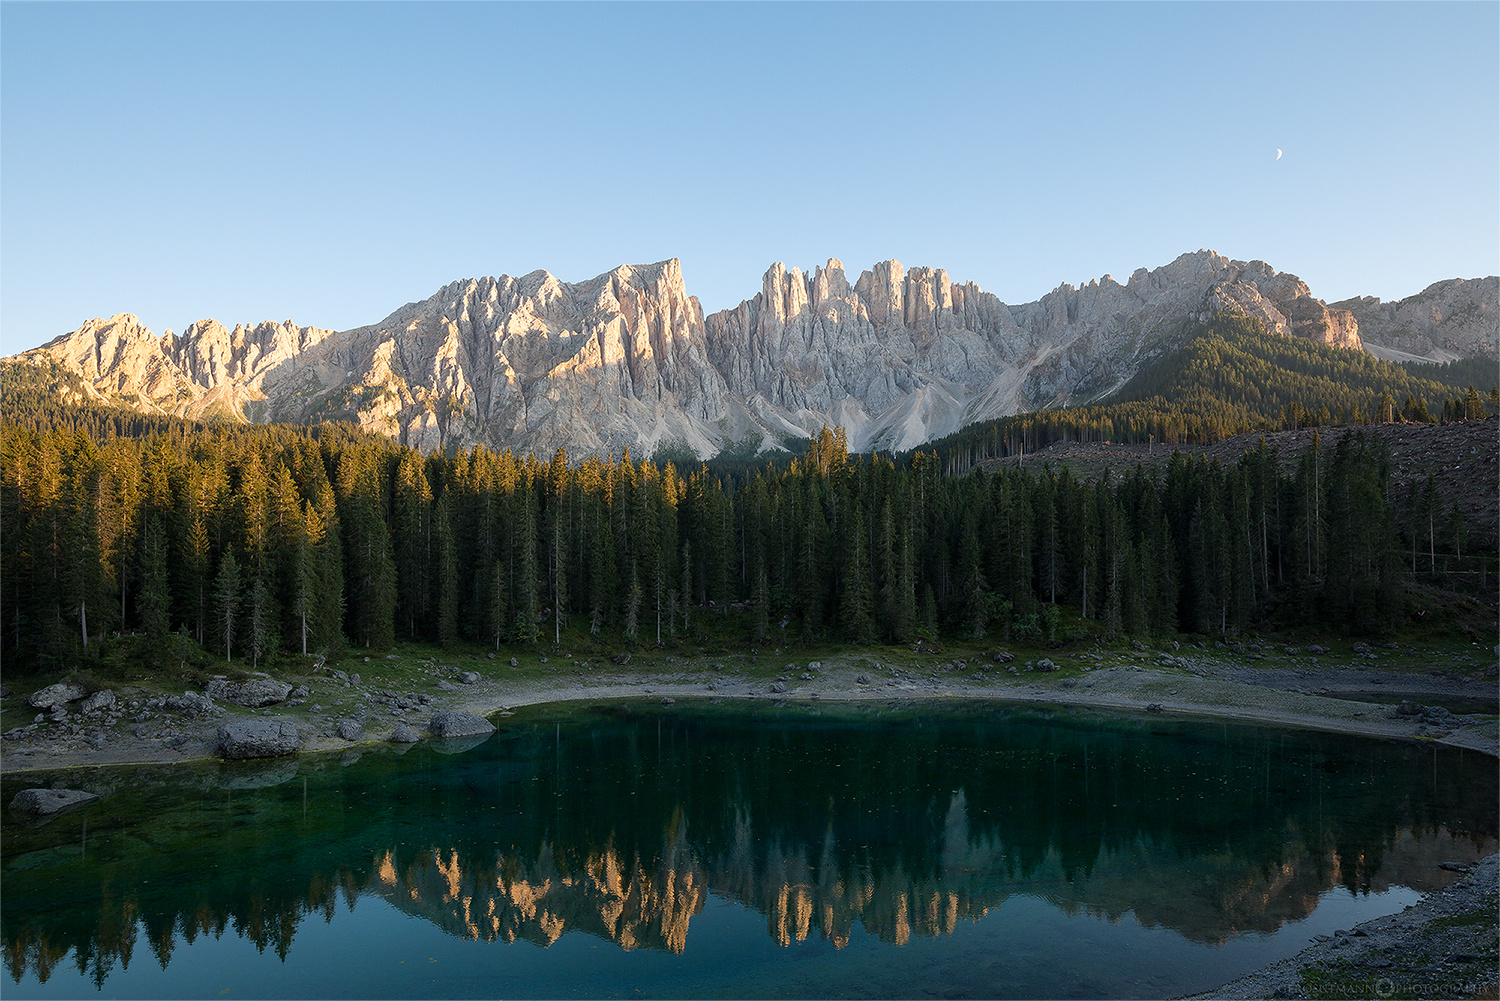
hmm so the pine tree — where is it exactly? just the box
[680,541,692,635]
[393,450,433,637]
[623,571,642,642]
[246,571,277,669]
[214,549,242,661]
[435,493,459,648]
[839,508,875,642]
[137,513,171,653]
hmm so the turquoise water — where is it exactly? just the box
[3,701,1495,998]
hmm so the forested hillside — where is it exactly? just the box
[5,384,1451,677]
[926,315,1497,473]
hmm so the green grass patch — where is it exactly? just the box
[1299,959,1415,1000]
[1427,897,1499,930]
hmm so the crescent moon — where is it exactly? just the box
[1276,148,1283,160]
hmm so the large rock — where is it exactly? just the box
[427,710,496,739]
[164,691,220,717]
[27,683,86,709]
[9,787,100,818]
[78,690,116,714]
[217,718,303,759]
[336,718,363,741]
[206,678,292,708]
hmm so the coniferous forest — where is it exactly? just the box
[3,388,1446,678]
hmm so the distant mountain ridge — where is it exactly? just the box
[14,251,1496,459]
[1331,277,1498,363]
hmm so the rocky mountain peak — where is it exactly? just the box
[14,251,1492,460]
[1332,275,1498,362]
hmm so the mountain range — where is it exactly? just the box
[14,250,1496,459]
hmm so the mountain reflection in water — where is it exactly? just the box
[3,702,1495,993]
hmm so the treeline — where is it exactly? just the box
[3,407,1429,676]
[926,316,1499,471]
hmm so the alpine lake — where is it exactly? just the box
[3,700,1495,999]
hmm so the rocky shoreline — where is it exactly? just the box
[3,647,1496,999]
[3,647,1496,774]
[1184,853,1499,1000]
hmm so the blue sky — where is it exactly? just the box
[3,1,1496,355]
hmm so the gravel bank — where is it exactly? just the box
[3,653,1496,773]
[1185,853,1500,1000]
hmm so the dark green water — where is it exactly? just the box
[3,701,1495,999]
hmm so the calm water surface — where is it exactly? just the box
[3,701,1495,999]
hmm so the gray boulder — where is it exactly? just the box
[217,718,303,759]
[336,718,363,741]
[206,678,293,708]
[28,683,86,709]
[428,710,495,738]
[164,691,219,717]
[459,671,481,685]
[9,787,100,818]
[78,690,116,714]
[390,724,421,743]
[1036,659,1058,672]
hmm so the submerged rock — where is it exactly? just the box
[428,710,495,738]
[217,718,303,759]
[213,758,299,790]
[9,787,100,819]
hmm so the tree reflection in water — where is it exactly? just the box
[3,703,1495,989]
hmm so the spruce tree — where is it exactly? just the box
[435,493,459,648]
[137,513,171,652]
[246,571,277,669]
[214,549,242,661]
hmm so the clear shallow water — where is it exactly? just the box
[3,701,1495,999]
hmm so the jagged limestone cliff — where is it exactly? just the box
[703,250,1361,451]
[1331,276,1499,362]
[20,250,1482,459]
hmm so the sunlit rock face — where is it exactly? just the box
[22,250,1464,459]
[20,261,732,460]
[28,312,341,420]
[1333,276,1499,362]
[703,250,1366,452]
[326,260,730,457]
